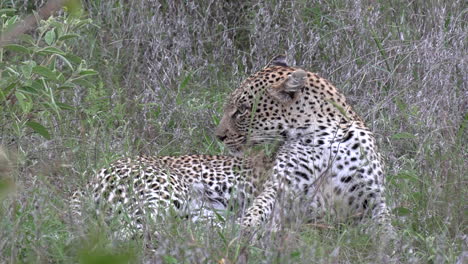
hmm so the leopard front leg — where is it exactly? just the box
[240,148,304,228]
[241,181,278,228]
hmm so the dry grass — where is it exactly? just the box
[0,0,466,263]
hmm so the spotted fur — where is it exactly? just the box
[215,55,392,230]
[71,154,271,230]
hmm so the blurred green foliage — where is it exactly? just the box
[0,7,97,140]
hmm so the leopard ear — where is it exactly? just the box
[268,55,288,67]
[268,69,307,104]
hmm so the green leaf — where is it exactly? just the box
[32,66,57,80]
[290,251,301,259]
[456,112,468,146]
[58,82,76,89]
[26,121,51,140]
[20,60,36,79]
[71,78,95,88]
[15,92,32,113]
[217,230,227,245]
[20,65,33,79]
[56,102,75,110]
[31,80,45,91]
[213,210,225,223]
[44,30,56,45]
[0,178,14,200]
[151,105,161,119]
[161,256,178,264]
[18,86,39,95]
[64,0,83,17]
[411,192,423,202]
[18,34,34,44]
[58,34,80,41]
[2,82,16,98]
[65,53,82,64]
[0,8,16,15]
[56,72,66,83]
[79,69,98,76]
[179,73,192,90]
[393,207,411,216]
[4,15,19,28]
[5,66,19,76]
[395,170,420,183]
[75,18,92,28]
[37,47,66,56]
[391,132,416,140]
[3,44,30,54]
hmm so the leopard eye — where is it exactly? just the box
[232,109,242,118]
[232,104,250,118]
[240,104,251,113]
[241,104,251,112]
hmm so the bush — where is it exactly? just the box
[0,8,97,140]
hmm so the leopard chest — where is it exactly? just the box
[271,129,382,198]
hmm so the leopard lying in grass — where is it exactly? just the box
[72,55,393,235]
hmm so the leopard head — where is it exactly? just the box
[215,55,359,155]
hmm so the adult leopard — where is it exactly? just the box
[215,55,392,231]
[72,56,392,235]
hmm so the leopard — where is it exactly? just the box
[71,153,272,232]
[215,55,393,233]
[72,55,393,237]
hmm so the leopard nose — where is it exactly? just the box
[216,134,227,142]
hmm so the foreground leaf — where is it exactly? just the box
[26,121,51,139]
[3,44,30,54]
[44,30,56,45]
[32,65,57,80]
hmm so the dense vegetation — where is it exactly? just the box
[0,0,466,263]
